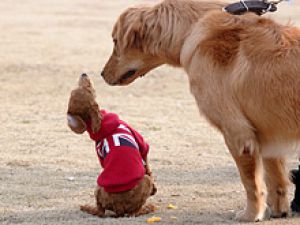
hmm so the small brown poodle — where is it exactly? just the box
[67,73,157,217]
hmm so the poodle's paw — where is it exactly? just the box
[80,204,105,217]
[133,204,157,217]
[235,205,270,222]
[143,203,157,213]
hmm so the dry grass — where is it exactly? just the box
[0,0,300,224]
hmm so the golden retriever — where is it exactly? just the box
[67,74,156,217]
[101,0,300,222]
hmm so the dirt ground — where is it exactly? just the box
[1,0,300,225]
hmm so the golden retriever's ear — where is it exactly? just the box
[67,114,87,134]
[123,16,145,49]
[89,104,102,133]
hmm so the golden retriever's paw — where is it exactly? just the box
[271,210,289,219]
[268,189,289,218]
[269,202,289,218]
[235,206,270,222]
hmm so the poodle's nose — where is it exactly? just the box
[101,71,104,77]
[81,73,87,78]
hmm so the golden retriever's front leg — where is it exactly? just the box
[263,158,289,218]
[232,151,269,222]
[224,128,269,222]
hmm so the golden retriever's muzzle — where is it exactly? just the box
[115,69,137,85]
[101,69,141,86]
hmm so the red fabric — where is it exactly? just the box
[86,110,149,193]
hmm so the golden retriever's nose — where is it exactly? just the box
[101,71,104,77]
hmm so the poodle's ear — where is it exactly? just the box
[89,104,102,133]
[67,114,87,134]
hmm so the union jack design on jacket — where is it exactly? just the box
[86,110,149,193]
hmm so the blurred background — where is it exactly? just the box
[0,1,300,225]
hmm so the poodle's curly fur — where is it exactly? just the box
[67,74,156,217]
[101,0,300,222]
[80,175,155,217]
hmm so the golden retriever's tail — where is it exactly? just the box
[80,204,105,217]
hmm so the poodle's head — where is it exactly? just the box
[67,74,102,134]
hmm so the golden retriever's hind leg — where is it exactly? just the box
[221,121,268,221]
[231,150,269,222]
[80,204,105,217]
[263,158,289,218]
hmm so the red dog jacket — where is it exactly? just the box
[86,110,149,193]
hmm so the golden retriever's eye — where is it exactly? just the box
[112,38,120,56]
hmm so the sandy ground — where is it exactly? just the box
[1,0,300,225]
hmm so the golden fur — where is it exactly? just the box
[102,0,225,85]
[67,74,156,217]
[101,0,300,222]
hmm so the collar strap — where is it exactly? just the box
[223,1,277,16]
